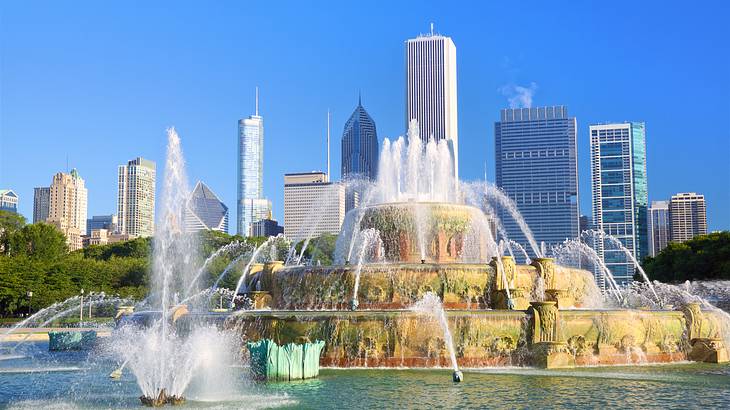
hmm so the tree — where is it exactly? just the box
[295,233,337,266]
[643,231,730,282]
[0,210,26,254]
[9,222,67,260]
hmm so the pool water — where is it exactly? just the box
[1,342,728,409]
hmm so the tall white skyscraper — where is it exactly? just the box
[117,157,156,237]
[284,171,345,242]
[405,26,459,179]
[48,169,88,251]
[238,87,271,236]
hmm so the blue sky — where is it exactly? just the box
[2,1,729,232]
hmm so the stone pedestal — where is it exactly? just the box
[532,341,573,369]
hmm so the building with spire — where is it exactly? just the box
[185,181,229,233]
[238,87,272,236]
[341,95,379,211]
[405,25,459,180]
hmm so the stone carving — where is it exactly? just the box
[567,335,587,356]
[660,335,679,354]
[681,302,704,340]
[490,336,516,355]
[618,335,636,353]
[531,258,556,290]
[530,301,559,343]
[501,256,516,289]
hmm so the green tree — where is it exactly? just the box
[9,222,67,260]
[643,231,730,282]
[0,210,27,254]
[295,233,337,266]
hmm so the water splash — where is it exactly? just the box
[410,292,459,374]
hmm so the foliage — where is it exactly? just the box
[0,210,27,253]
[642,231,730,282]
[0,211,294,316]
[295,234,337,266]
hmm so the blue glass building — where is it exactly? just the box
[494,106,579,256]
[341,96,378,210]
[590,122,648,287]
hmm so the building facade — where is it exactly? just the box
[284,171,345,242]
[648,200,670,257]
[47,169,88,251]
[405,29,458,179]
[117,157,156,237]
[237,89,271,236]
[33,187,51,223]
[184,181,229,233]
[0,190,19,213]
[495,106,579,255]
[87,214,118,236]
[669,192,707,243]
[252,219,284,238]
[341,97,379,211]
[590,122,648,286]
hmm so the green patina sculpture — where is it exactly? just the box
[247,339,325,381]
[48,330,97,351]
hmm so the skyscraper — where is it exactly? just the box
[669,192,707,243]
[405,26,458,179]
[184,181,229,233]
[48,169,88,251]
[33,187,50,223]
[648,200,670,256]
[284,171,345,242]
[0,190,18,213]
[341,96,379,211]
[117,157,156,237]
[590,122,648,286]
[238,88,271,236]
[495,106,579,254]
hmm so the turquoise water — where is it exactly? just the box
[1,342,728,409]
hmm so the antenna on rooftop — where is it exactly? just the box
[326,109,331,182]
[430,22,434,35]
[255,86,259,116]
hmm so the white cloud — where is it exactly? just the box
[499,82,538,109]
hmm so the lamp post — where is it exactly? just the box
[80,288,85,323]
[26,291,33,317]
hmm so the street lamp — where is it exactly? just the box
[26,291,33,317]
[80,288,85,323]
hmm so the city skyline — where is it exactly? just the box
[2,2,728,233]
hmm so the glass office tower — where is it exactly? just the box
[495,106,579,256]
[590,122,648,286]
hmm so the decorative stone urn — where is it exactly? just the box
[529,300,571,368]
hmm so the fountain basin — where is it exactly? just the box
[226,307,728,369]
[248,262,599,311]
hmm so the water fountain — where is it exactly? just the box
[3,123,727,408]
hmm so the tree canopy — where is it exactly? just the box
[642,231,730,282]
